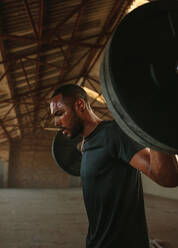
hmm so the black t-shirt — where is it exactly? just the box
[80,120,149,248]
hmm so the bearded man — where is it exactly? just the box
[50,84,178,248]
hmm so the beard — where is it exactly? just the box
[68,110,83,139]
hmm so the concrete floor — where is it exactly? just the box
[145,194,178,248]
[0,188,177,248]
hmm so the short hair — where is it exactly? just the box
[51,84,89,106]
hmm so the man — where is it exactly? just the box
[50,84,178,248]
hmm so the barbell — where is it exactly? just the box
[100,0,178,154]
[52,0,178,176]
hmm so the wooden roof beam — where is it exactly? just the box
[77,0,134,86]
[23,0,39,40]
[19,58,36,103]
[86,75,100,85]
[0,66,10,82]
[57,2,86,83]
[47,1,88,42]
[0,119,12,142]
[0,18,23,138]
[0,33,104,49]
[86,0,134,76]
[24,56,62,70]
[1,103,17,121]
[34,0,47,133]
[56,36,104,49]
[0,76,79,105]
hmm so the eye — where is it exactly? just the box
[55,111,64,117]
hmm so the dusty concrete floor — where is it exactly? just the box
[145,194,178,248]
[0,188,177,248]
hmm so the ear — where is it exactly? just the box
[74,98,86,112]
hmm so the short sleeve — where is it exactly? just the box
[107,121,144,164]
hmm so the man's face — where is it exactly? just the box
[50,93,83,139]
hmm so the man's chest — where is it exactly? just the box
[80,144,113,179]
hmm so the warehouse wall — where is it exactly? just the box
[8,130,81,188]
[142,174,178,200]
[5,129,178,196]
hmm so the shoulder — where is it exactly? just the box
[97,120,123,147]
[105,120,145,163]
[89,120,122,140]
[103,120,122,134]
[104,120,125,143]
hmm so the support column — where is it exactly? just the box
[0,143,10,188]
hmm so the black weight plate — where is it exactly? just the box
[52,132,82,176]
[100,0,178,153]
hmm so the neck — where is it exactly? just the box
[82,110,102,138]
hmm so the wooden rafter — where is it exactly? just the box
[19,58,36,103]
[78,0,133,87]
[0,0,135,143]
[2,103,17,121]
[0,33,104,49]
[24,56,62,70]
[0,17,23,138]
[0,119,12,142]
[47,2,86,42]
[100,110,112,119]
[0,66,10,82]
[0,76,78,105]
[23,0,39,40]
[57,1,87,83]
[33,0,45,133]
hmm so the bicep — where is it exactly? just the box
[130,148,151,177]
[130,148,178,187]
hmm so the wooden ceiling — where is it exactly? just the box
[0,0,148,144]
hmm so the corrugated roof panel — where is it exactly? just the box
[0,0,135,142]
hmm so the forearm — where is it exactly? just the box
[149,150,178,187]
